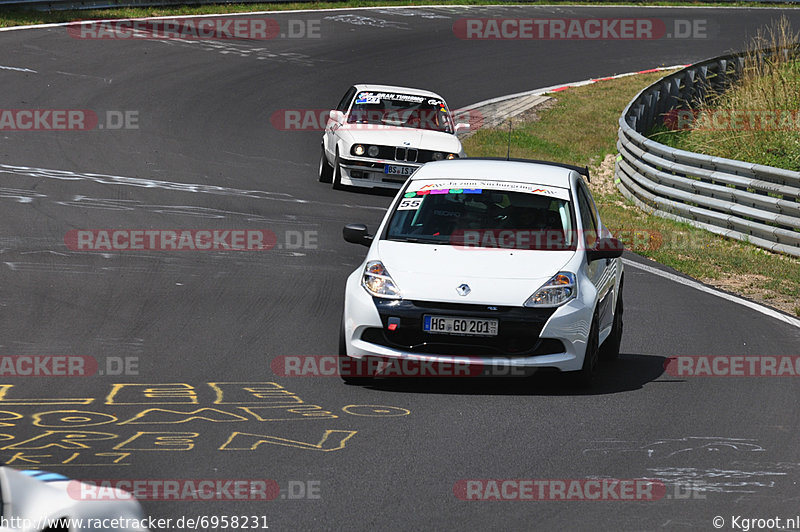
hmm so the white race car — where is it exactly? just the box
[319,84,468,190]
[340,158,624,387]
[0,467,148,531]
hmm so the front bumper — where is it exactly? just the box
[343,270,593,373]
[338,156,421,189]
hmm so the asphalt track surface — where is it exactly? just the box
[1,5,800,531]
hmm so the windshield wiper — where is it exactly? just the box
[386,236,443,244]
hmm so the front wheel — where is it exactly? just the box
[332,149,345,190]
[318,146,333,183]
[600,282,623,360]
[573,315,599,389]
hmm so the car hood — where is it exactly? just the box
[338,127,462,153]
[374,241,574,306]
[0,467,148,531]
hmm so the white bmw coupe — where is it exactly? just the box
[319,84,467,190]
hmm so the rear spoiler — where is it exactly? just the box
[464,157,591,182]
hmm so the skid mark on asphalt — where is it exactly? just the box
[0,187,47,203]
[0,65,37,73]
[55,196,304,223]
[0,163,384,211]
[583,439,794,495]
[324,14,409,30]
[643,466,786,494]
[3,260,165,274]
[372,8,451,19]
[583,437,765,459]
[158,39,322,66]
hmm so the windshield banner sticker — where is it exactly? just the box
[406,180,570,200]
[355,92,426,104]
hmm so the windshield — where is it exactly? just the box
[385,179,576,250]
[347,91,454,133]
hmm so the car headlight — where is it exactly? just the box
[446,153,457,160]
[368,145,379,157]
[523,272,577,307]
[362,260,402,299]
[353,144,365,156]
[432,152,444,161]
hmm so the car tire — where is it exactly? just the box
[318,145,333,183]
[600,280,623,361]
[573,313,599,389]
[339,319,371,385]
[332,149,345,190]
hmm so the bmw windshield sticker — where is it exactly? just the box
[355,92,426,104]
[355,93,381,104]
[406,180,570,200]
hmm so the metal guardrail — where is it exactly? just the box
[615,48,800,257]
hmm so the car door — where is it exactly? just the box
[325,86,356,160]
[576,181,616,333]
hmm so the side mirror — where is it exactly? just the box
[586,237,624,262]
[329,110,345,124]
[454,122,470,132]
[343,224,373,247]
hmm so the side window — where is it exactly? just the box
[336,87,357,112]
[576,185,598,249]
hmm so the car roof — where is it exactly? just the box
[409,158,581,189]
[353,84,445,100]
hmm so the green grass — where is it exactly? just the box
[0,0,798,28]
[650,62,800,170]
[464,73,664,169]
[651,18,800,171]
[463,71,800,316]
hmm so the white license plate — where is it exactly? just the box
[423,315,498,336]
[385,164,415,176]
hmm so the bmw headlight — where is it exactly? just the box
[368,145,379,157]
[362,261,402,299]
[353,144,365,156]
[446,153,457,160]
[523,272,577,307]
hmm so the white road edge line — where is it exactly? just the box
[623,258,800,330]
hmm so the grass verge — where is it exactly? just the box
[650,18,800,170]
[0,1,797,29]
[463,70,800,316]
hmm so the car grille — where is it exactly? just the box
[365,298,560,357]
[361,145,452,163]
[395,147,418,162]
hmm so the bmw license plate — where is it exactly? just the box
[385,164,415,176]
[423,315,498,336]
